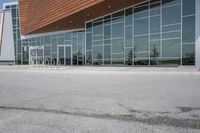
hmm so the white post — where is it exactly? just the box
[195,0,200,67]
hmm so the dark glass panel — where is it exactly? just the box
[93,21,103,35]
[182,16,195,43]
[112,11,124,18]
[112,53,124,59]
[162,39,181,57]
[134,5,149,19]
[150,16,160,33]
[162,31,181,39]
[104,45,111,59]
[125,26,132,47]
[73,53,77,65]
[86,22,92,32]
[162,24,181,32]
[112,38,124,53]
[183,0,195,16]
[135,52,149,58]
[104,25,111,39]
[162,0,181,7]
[93,46,103,60]
[159,58,180,66]
[134,59,149,66]
[125,8,133,25]
[182,44,195,65]
[86,51,92,65]
[150,41,160,58]
[134,18,149,35]
[104,60,111,65]
[44,46,51,56]
[162,5,181,25]
[112,22,124,38]
[125,48,133,65]
[112,59,124,66]
[86,33,92,50]
[134,35,149,52]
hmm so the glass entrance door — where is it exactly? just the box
[57,45,72,65]
[29,46,44,65]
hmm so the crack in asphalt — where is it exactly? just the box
[0,105,199,129]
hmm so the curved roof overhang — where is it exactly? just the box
[19,0,146,35]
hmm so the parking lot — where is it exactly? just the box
[0,66,199,133]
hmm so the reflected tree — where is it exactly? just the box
[96,53,103,65]
[151,46,159,65]
[126,50,133,65]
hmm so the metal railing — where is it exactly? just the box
[29,58,63,69]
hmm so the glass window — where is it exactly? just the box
[58,37,64,45]
[150,9,160,16]
[125,48,133,65]
[150,34,160,40]
[134,59,149,65]
[162,0,181,7]
[112,59,124,65]
[134,35,149,52]
[125,26,132,47]
[112,53,124,59]
[86,22,92,32]
[104,25,111,39]
[183,0,195,16]
[72,37,77,53]
[44,46,51,56]
[162,5,181,25]
[86,51,92,65]
[150,1,160,10]
[112,38,124,53]
[182,16,195,43]
[162,39,181,57]
[93,35,103,41]
[12,8,16,18]
[104,45,111,59]
[86,33,92,50]
[159,58,180,66]
[93,46,103,60]
[150,16,160,33]
[112,11,124,18]
[112,22,124,38]
[44,36,51,45]
[135,52,149,58]
[112,16,124,24]
[104,60,111,65]
[162,31,181,39]
[93,21,103,35]
[65,33,72,40]
[104,39,111,45]
[150,40,160,58]
[93,40,103,46]
[182,44,195,65]
[125,8,133,25]
[134,5,149,19]
[134,18,149,35]
[104,15,111,25]
[162,24,181,32]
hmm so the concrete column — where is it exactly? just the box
[195,0,200,67]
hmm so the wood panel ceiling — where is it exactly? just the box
[19,0,145,35]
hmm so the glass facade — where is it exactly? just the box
[5,4,21,64]
[19,31,85,65]
[86,0,195,66]
[5,0,196,66]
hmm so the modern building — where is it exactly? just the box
[1,0,200,67]
[0,10,15,65]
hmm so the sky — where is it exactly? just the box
[0,0,17,11]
